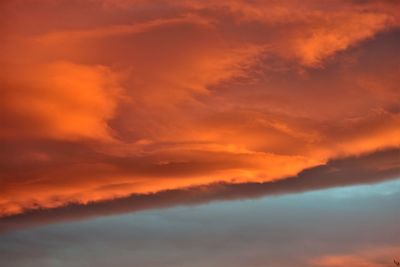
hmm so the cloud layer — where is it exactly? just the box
[1,0,400,219]
[1,148,399,233]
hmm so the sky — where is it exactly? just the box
[1,180,400,267]
[0,0,400,266]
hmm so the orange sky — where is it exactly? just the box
[1,0,400,217]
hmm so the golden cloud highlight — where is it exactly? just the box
[1,62,121,140]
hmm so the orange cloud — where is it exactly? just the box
[1,148,398,232]
[0,61,122,141]
[293,12,394,66]
[312,246,400,267]
[0,0,400,218]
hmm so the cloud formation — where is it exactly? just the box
[312,246,400,267]
[1,62,121,140]
[1,148,398,233]
[0,0,400,219]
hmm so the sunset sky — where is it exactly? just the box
[1,0,400,266]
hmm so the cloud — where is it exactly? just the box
[292,12,393,66]
[0,138,320,217]
[33,15,212,44]
[150,0,399,66]
[312,246,400,267]
[0,148,398,233]
[0,61,122,141]
[0,0,400,223]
